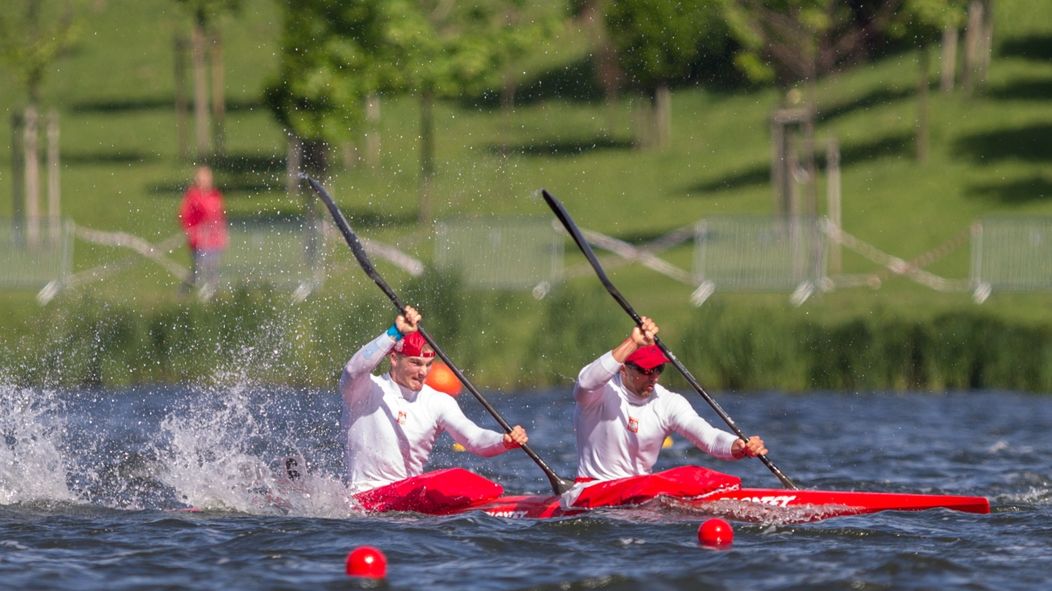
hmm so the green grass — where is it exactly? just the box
[2,0,1051,387]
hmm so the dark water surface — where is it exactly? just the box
[1,383,1049,590]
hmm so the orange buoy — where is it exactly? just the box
[425,361,462,396]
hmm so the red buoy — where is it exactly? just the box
[425,361,462,396]
[346,546,387,578]
[697,518,734,548]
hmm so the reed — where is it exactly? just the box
[3,278,1050,393]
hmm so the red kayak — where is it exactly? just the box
[467,486,992,522]
[351,466,991,523]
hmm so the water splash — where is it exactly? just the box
[0,383,75,504]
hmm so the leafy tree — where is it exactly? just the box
[725,0,905,94]
[0,0,84,238]
[724,1,906,214]
[173,0,241,158]
[0,0,83,107]
[603,0,728,148]
[380,0,543,224]
[265,0,391,174]
[888,0,968,162]
[267,0,545,225]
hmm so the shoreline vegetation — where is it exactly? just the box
[4,276,1049,393]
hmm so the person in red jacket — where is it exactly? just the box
[179,165,228,299]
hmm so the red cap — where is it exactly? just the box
[393,332,435,358]
[625,345,669,370]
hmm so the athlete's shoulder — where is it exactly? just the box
[420,385,457,406]
[652,385,694,410]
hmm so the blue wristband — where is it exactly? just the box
[386,324,404,341]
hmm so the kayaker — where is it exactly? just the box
[563,317,767,507]
[339,305,528,509]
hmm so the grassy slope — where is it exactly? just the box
[1,0,1050,352]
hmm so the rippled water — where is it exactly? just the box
[1,380,1049,590]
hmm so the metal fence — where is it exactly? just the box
[693,216,826,304]
[971,217,1052,301]
[434,216,562,296]
[0,219,72,290]
[222,218,325,297]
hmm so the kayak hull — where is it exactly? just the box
[277,465,990,523]
[458,487,991,522]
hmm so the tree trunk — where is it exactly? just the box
[963,0,983,93]
[826,138,842,274]
[418,89,435,226]
[498,68,517,158]
[174,34,190,161]
[365,94,381,168]
[770,112,788,217]
[23,106,40,247]
[47,110,61,242]
[300,138,329,176]
[653,84,671,149]
[300,138,328,222]
[801,79,818,216]
[191,13,211,159]
[940,25,958,93]
[210,28,225,157]
[10,111,25,238]
[916,47,930,164]
[631,96,651,149]
[978,0,994,85]
[581,0,622,136]
[286,133,302,198]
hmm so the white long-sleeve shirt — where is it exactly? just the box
[573,351,739,481]
[338,332,508,493]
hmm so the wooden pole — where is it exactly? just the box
[191,18,211,159]
[771,113,786,217]
[10,111,25,237]
[24,106,40,247]
[418,90,435,226]
[210,28,225,156]
[47,110,61,243]
[826,138,842,274]
[286,133,302,198]
[963,0,983,93]
[940,25,958,93]
[916,47,930,164]
[365,94,381,169]
[174,34,190,161]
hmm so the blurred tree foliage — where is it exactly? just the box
[603,0,729,148]
[265,1,390,149]
[887,0,969,162]
[265,0,553,223]
[0,0,85,107]
[724,0,905,96]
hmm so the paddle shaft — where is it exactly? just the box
[303,176,572,495]
[541,189,798,490]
